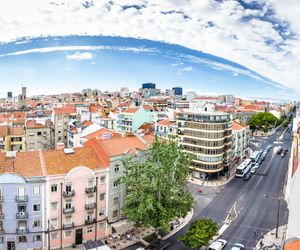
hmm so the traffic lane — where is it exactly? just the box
[220,141,290,249]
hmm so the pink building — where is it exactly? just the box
[41,147,109,249]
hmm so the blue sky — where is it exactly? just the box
[0,0,299,101]
[0,36,294,101]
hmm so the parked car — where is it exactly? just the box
[243,172,252,181]
[281,151,286,158]
[254,163,260,169]
[208,239,227,250]
[231,243,245,250]
[250,167,256,174]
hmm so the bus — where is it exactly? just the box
[236,159,252,177]
[250,150,262,163]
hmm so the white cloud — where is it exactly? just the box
[182,66,192,71]
[67,52,93,60]
[0,0,300,93]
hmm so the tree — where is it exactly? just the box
[121,137,194,233]
[248,112,279,131]
[179,218,219,249]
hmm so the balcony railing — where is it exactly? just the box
[85,202,96,210]
[16,195,28,202]
[85,218,96,225]
[16,228,29,234]
[16,212,28,219]
[63,190,75,197]
[63,207,75,214]
[85,186,96,193]
[63,222,74,230]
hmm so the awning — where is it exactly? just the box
[111,220,133,235]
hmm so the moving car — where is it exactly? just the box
[243,172,252,181]
[208,239,227,250]
[277,147,283,155]
[231,243,245,250]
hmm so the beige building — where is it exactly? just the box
[6,126,26,152]
[25,120,54,151]
[51,106,80,147]
[177,110,233,179]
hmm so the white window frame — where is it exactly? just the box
[33,185,40,195]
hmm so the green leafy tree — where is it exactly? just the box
[248,112,279,131]
[179,218,219,250]
[121,137,194,233]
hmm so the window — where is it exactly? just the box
[18,204,26,213]
[29,132,35,136]
[98,222,105,229]
[87,226,93,233]
[87,212,94,221]
[87,196,94,204]
[51,184,57,192]
[19,236,27,243]
[65,216,72,224]
[37,131,42,136]
[0,204,2,214]
[0,236,3,244]
[33,204,41,212]
[50,218,58,227]
[33,185,40,195]
[51,202,58,211]
[33,235,42,242]
[33,220,41,228]
[65,183,72,193]
[113,197,119,204]
[100,175,105,183]
[65,230,72,238]
[51,232,58,240]
[100,193,105,201]
[113,210,119,218]
[65,200,72,210]
[113,180,119,188]
[99,209,105,217]
[114,165,120,172]
[87,178,94,188]
[17,187,25,197]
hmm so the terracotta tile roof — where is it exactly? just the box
[157,119,170,126]
[0,126,8,137]
[97,136,154,157]
[82,120,93,127]
[84,128,122,140]
[143,105,154,110]
[53,105,76,114]
[26,120,46,129]
[42,147,107,175]
[284,239,300,250]
[122,108,138,114]
[8,127,24,136]
[232,121,246,131]
[0,151,43,177]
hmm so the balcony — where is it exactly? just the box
[0,228,4,234]
[16,212,28,219]
[85,218,96,225]
[0,213,4,219]
[63,190,75,198]
[63,207,75,214]
[85,186,96,194]
[63,222,74,230]
[85,202,96,210]
[16,195,28,202]
[0,196,3,202]
[16,228,29,234]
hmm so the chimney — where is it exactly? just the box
[56,143,65,150]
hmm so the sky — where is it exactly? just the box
[0,0,299,101]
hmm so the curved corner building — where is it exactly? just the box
[177,110,233,179]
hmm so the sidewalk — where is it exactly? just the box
[162,208,194,240]
[188,171,235,187]
[254,225,287,250]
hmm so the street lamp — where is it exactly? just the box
[263,195,283,238]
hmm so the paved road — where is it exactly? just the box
[165,127,292,249]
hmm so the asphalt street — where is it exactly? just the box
[165,127,292,250]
